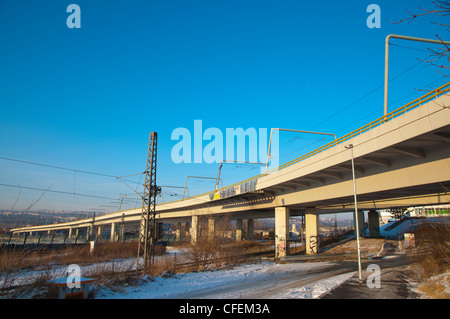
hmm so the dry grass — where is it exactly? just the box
[324,238,385,255]
[414,272,450,299]
[1,216,267,298]
[408,218,450,298]
[0,242,152,298]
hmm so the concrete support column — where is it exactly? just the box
[190,216,199,244]
[356,210,365,238]
[305,209,319,255]
[235,219,244,241]
[110,222,116,242]
[247,219,254,240]
[208,217,216,240]
[68,228,73,238]
[119,214,125,242]
[118,224,124,242]
[97,226,102,239]
[275,207,290,258]
[368,210,380,237]
[175,223,181,242]
[185,222,190,242]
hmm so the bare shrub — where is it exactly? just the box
[0,249,60,298]
[408,218,450,298]
[182,215,244,272]
[410,218,449,278]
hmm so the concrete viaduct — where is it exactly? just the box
[11,83,450,258]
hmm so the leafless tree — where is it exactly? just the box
[392,1,449,76]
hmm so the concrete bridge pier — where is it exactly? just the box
[190,216,198,244]
[247,219,254,240]
[185,222,190,242]
[208,217,216,240]
[355,210,365,238]
[87,227,92,241]
[110,222,116,242]
[235,219,244,241]
[275,207,290,258]
[175,222,182,242]
[368,210,380,237]
[305,209,319,255]
[97,226,102,239]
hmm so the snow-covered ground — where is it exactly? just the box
[95,261,355,299]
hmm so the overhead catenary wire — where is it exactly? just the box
[199,61,444,197]
[0,156,142,185]
[332,76,448,136]
[0,182,136,202]
[0,156,145,212]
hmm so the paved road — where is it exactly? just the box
[170,263,353,299]
[166,237,418,299]
[321,254,418,299]
[164,253,415,299]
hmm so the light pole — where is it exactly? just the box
[345,144,362,283]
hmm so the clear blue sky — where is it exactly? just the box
[0,0,448,212]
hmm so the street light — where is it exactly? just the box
[345,143,362,283]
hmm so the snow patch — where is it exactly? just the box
[96,262,354,299]
[275,272,356,299]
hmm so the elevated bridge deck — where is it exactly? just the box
[11,83,450,256]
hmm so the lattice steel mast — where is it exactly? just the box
[137,132,160,271]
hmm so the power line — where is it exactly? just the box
[0,182,135,202]
[0,155,143,187]
[0,156,116,178]
[390,43,433,53]
[310,59,426,131]
[332,76,448,136]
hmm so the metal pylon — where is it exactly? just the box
[137,132,160,271]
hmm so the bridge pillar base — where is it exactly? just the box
[111,223,116,242]
[247,219,254,240]
[236,219,244,241]
[190,216,198,244]
[275,207,290,258]
[305,210,319,255]
[355,210,365,238]
[208,217,216,240]
[368,210,380,237]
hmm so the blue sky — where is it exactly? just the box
[0,0,448,212]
